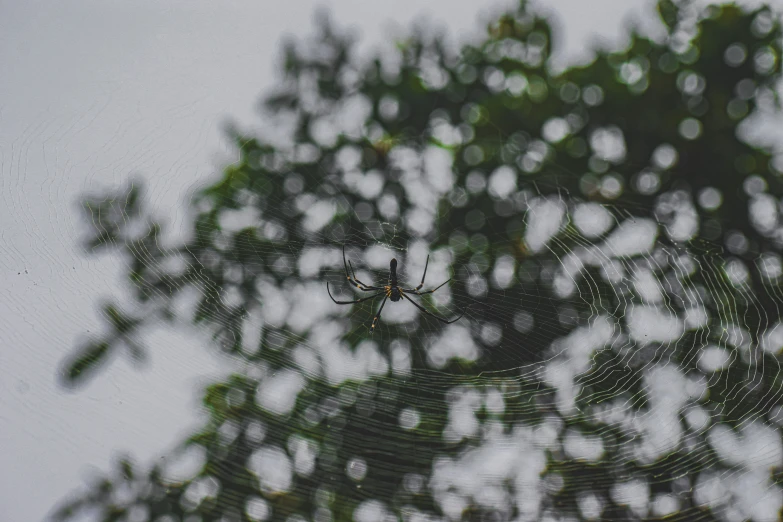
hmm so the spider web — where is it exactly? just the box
[45,3,783,522]
[159,112,783,521]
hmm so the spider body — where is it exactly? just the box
[387,259,402,302]
[328,246,463,332]
[388,285,402,302]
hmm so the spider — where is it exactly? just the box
[327,245,464,332]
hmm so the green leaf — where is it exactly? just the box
[118,458,134,480]
[657,0,680,31]
[61,341,112,387]
[103,304,140,335]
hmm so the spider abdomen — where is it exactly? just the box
[389,286,402,302]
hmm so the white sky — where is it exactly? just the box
[0,0,778,520]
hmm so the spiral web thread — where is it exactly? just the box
[60,4,783,521]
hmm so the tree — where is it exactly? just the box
[54,1,783,520]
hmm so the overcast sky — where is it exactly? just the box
[1,0,780,520]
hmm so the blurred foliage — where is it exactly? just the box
[54,1,783,521]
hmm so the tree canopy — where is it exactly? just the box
[54,1,783,520]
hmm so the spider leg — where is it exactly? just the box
[403,278,451,296]
[413,255,430,291]
[370,293,390,333]
[402,293,464,324]
[342,243,350,275]
[327,282,383,305]
[349,259,380,290]
[342,244,381,291]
